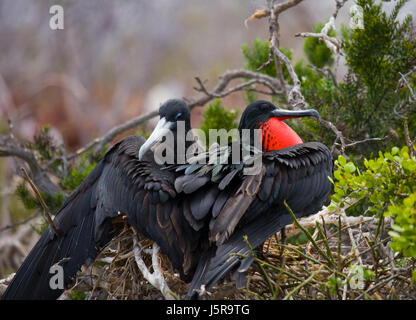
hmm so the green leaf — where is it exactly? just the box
[338,155,347,167]
[345,162,356,173]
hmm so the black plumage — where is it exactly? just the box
[175,101,333,298]
[2,99,210,299]
[3,99,333,300]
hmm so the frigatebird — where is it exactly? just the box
[2,99,210,299]
[168,100,334,298]
[2,99,332,300]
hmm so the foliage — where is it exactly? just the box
[242,38,276,78]
[15,183,64,214]
[339,0,416,144]
[70,290,86,300]
[241,38,295,104]
[300,0,416,153]
[61,153,97,192]
[15,182,64,235]
[343,0,413,95]
[303,21,336,68]
[26,126,68,176]
[241,2,416,156]
[231,211,414,300]
[198,98,238,146]
[331,146,416,259]
[26,126,59,163]
[386,192,416,258]
[242,38,293,81]
[15,131,102,232]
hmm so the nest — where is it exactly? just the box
[58,219,188,300]
[58,213,416,300]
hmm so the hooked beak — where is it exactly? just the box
[138,117,174,160]
[271,108,319,120]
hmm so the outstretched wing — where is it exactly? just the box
[2,135,207,299]
[180,142,333,298]
[116,139,209,282]
[210,142,333,244]
[2,136,139,300]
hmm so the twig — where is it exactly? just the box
[274,0,306,15]
[0,132,62,196]
[315,222,335,266]
[132,237,175,300]
[284,200,335,267]
[244,0,307,25]
[319,118,346,154]
[355,274,399,300]
[295,30,340,55]
[20,167,60,237]
[270,38,306,109]
[0,210,41,233]
[268,0,289,102]
[396,66,416,101]
[194,77,280,99]
[243,235,275,296]
[283,198,363,239]
[334,1,348,18]
[335,135,388,149]
[294,0,348,55]
[340,208,363,266]
[282,266,322,300]
[404,120,415,157]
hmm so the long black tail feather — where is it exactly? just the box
[185,210,293,299]
[2,164,105,300]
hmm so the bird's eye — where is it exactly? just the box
[175,112,182,120]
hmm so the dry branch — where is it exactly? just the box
[0,132,62,196]
[0,210,41,233]
[295,30,340,55]
[245,0,306,25]
[282,198,374,239]
[67,69,284,157]
[404,120,416,157]
[336,135,388,149]
[273,0,306,15]
[294,0,347,55]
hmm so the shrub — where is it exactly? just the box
[331,146,416,259]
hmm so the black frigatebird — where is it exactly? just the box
[2,99,211,299]
[170,100,334,298]
[2,99,332,300]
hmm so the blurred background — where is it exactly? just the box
[0,0,352,147]
[0,0,415,277]
[0,0,414,146]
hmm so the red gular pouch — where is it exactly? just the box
[260,117,303,151]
